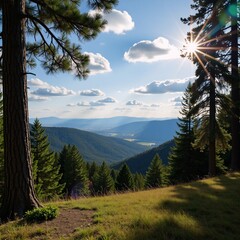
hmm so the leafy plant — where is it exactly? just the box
[24,206,59,222]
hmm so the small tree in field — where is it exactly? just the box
[59,145,89,197]
[92,162,115,195]
[116,163,134,191]
[145,154,164,188]
[133,173,145,191]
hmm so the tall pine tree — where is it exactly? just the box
[30,119,64,199]
[0,0,118,220]
[181,0,235,175]
[168,84,208,184]
[59,145,89,197]
[0,93,3,199]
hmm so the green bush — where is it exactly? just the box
[24,206,59,222]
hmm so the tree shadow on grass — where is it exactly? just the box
[127,173,240,240]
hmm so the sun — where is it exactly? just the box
[186,41,199,54]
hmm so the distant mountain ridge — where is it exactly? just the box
[30,116,163,131]
[113,140,175,174]
[101,119,179,145]
[43,126,147,164]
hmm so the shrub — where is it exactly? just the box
[24,206,59,222]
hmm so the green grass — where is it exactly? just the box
[1,172,240,239]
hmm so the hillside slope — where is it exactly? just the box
[113,140,175,174]
[1,173,240,240]
[44,126,147,164]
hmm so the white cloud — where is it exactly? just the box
[28,78,50,88]
[31,87,75,97]
[133,76,195,94]
[124,37,180,63]
[171,96,182,103]
[170,96,183,107]
[79,89,105,96]
[126,100,143,106]
[28,94,49,102]
[77,102,90,107]
[98,97,117,103]
[89,9,134,34]
[66,103,77,107]
[85,52,112,75]
[89,101,106,106]
[68,98,116,107]
[150,104,160,108]
[28,78,76,97]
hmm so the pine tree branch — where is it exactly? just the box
[24,13,86,77]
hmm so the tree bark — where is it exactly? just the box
[230,0,240,171]
[0,0,41,221]
[209,73,216,177]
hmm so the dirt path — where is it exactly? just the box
[33,208,95,239]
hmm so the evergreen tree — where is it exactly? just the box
[229,0,240,170]
[116,163,134,191]
[1,0,118,220]
[145,154,164,188]
[111,169,118,183]
[88,162,99,182]
[133,173,145,191]
[0,93,3,199]
[59,145,89,197]
[181,0,235,175]
[30,119,64,199]
[92,162,114,195]
[168,84,208,184]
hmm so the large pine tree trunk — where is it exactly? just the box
[0,0,41,221]
[209,73,216,177]
[230,0,240,171]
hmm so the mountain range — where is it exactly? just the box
[100,119,178,145]
[31,117,179,146]
[30,116,162,131]
[44,126,147,164]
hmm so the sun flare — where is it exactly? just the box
[186,41,199,54]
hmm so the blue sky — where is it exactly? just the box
[28,0,197,119]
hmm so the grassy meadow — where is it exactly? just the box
[0,172,240,240]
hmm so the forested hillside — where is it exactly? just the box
[44,126,147,164]
[113,140,174,174]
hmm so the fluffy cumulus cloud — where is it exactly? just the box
[31,87,75,97]
[28,78,76,98]
[133,76,196,94]
[124,37,180,63]
[89,9,134,34]
[79,89,105,97]
[98,97,117,103]
[126,100,143,106]
[28,78,50,88]
[85,52,112,75]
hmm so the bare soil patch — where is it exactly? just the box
[33,208,95,239]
